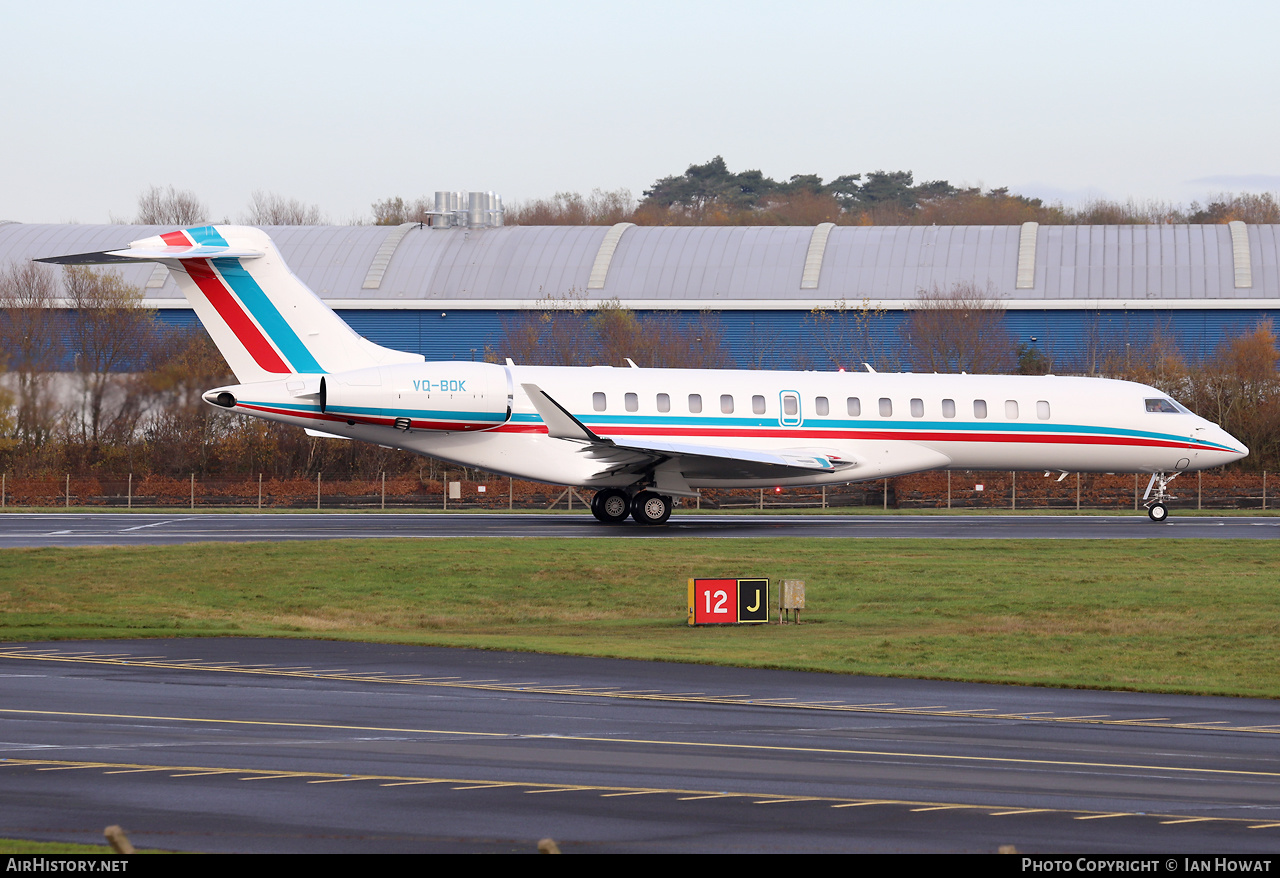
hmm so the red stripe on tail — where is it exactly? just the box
[184,259,291,373]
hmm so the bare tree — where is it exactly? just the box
[506,189,636,225]
[0,262,63,450]
[902,282,1015,373]
[1179,320,1280,467]
[142,325,236,475]
[803,298,892,371]
[496,293,730,369]
[1187,193,1280,224]
[643,310,732,369]
[62,267,158,448]
[761,191,841,226]
[739,319,785,369]
[371,196,433,225]
[519,290,596,366]
[0,323,14,458]
[243,190,326,225]
[135,185,208,225]
[588,300,723,368]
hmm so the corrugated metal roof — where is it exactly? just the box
[3,222,1279,310]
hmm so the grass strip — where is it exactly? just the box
[1,538,1277,697]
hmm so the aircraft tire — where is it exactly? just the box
[631,491,672,525]
[1148,502,1169,522]
[592,489,630,524]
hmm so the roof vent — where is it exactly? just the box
[431,191,504,229]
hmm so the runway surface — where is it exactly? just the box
[1,638,1278,853]
[3,511,1280,546]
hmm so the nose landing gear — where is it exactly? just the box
[1143,472,1180,522]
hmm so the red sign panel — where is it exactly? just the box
[688,579,770,626]
[689,579,738,625]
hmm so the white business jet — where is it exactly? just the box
[40,226,1248,524]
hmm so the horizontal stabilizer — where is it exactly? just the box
[36,251,142,266]
[37,245,263,265]
[109,245,264,260]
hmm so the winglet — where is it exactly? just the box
[521,384,605,442]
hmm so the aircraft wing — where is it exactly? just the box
[522,383,854,489]
[600,436,850,474]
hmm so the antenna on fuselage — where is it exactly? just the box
[863,363,876,373]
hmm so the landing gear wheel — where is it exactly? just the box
[591,489,630,524]
[1143,471,1179,522]
[630,491,672,525]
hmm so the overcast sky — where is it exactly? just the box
[5,0,1279,224]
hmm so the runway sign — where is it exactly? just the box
[688,578,770,626]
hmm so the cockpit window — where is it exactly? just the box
[1145,398,1182,414]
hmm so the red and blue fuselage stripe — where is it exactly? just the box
[237,400,1224,452]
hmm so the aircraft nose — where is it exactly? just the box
[1195,419,1248,463]
[1219,430,1249,462]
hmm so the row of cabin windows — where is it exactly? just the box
[592,392,1053,420]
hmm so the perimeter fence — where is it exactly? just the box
[0,471,1273,512]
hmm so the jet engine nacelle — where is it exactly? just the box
[322,361,513,433]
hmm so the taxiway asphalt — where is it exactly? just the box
[3,511,1280,546]
[1,639,1278,853]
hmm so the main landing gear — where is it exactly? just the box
[590,489,673,525]
[589,488,630,524]
[1143,472,1179,523]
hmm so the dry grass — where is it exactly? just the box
[1,538,1278,696]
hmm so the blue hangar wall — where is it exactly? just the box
[334,308,1273,370]
[5,221,1278,371]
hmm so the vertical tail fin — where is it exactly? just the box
[115,225,422,383]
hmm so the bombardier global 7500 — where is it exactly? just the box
[40,226,1248,524]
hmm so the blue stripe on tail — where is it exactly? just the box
[210,257,325,374]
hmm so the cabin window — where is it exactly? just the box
[1005,400,1019,419]
[1145,398,1180,413]
[847,397,861,416]
[625,392,638,412]
[593,392,606,412]
[910,398,923,418]
[1037,400,1050,419]
[783,395,798,416]
[974,400,988,419]
[657,393,670,413]
[688,393,702,413]
[942,398,956,418]
[879,398,892,417]
[752,395,766,414]
[721,394,734,414]
[815,396,829,416]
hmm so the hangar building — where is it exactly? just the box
[1,220,1277,369]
